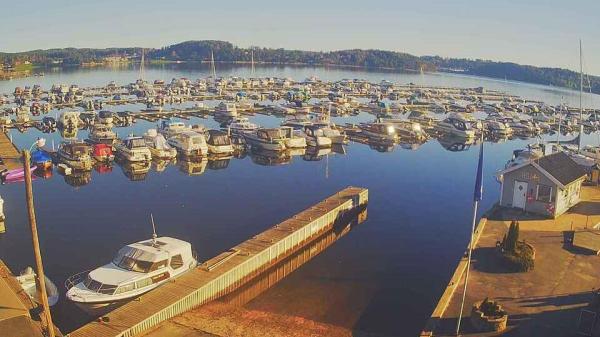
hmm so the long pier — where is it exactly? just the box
[69,186,368,337]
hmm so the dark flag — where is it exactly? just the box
[473,142,484,202]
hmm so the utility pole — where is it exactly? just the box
[23,150,55,337]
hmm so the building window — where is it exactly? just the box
[536,184,553,203]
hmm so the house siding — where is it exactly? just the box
[500,164,583,218]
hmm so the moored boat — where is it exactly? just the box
[114,136,152,162]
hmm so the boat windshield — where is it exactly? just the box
[112,255,168,273]
[451,119,469,131]
[210,135,231,146]
[127,138,146,148]
[84,275,117,295]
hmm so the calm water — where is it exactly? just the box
[0,64,599,336]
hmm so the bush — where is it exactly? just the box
[500,221,534,272]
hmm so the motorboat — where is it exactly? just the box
[16,267,59,307]
[224,117,258,135]
[114,136,152,162]
[92,143,115,162]
[281,126,307,149]
[580,145,600,161]
[144,129,177,159]
[0,166,37,184]
[281,115,313,129]
[303,125,332,148]
[98,110,114,126]
[215,102,238,117]
[206,130,234,156]
[485,119,513,136]
[243,128,288,151]
[378,118,427,140]
[158,121,191,138]
[31,149,53,169]
[88,124,117,145]
[58,111,80,129]
[57,141,93,170]
[358,122,398,142]
[434,113,475,138]
[66,235,197,315]
[41,116,57,130]
[167,131,209,157]
[504,144,545,169]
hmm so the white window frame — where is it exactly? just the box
[536,184,554,203]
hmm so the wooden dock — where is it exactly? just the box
[0,131,21,171]
[70,186,368,337]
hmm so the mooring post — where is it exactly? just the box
[23,150,56,337]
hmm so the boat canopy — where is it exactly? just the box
[112,237,192,273]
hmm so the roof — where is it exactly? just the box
[534,152,587,185]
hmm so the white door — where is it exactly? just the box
[513,181,528,209]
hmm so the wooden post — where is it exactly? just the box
[23,150,56,337]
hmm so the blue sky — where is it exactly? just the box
[1,0,599,74]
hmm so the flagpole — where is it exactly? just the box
[455,136,484,336]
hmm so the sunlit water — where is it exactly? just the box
[0,64,598,336]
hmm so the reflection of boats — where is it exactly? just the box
[120,160,151,181]
[168,131,208,158]
[57,141,93,170]
[303,147,331,161]
[115,136,152,162]
[152,158,176,173]
[250,148,292,166]
[434,113,475,138]
[206,130,234,156]
[369,141,395,153]
[378,118,428,140]
[66,235,198,315]
[331,144,346,155]
[63,170,92,187]
[208,157,231,170]
[144,129,177,159]
[437,135,475,152]
[16,266,59,307]
[94,162,113,174]
[177,157,208,175]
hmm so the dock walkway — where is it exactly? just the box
[70,187,368,337]
[0,131,21,171]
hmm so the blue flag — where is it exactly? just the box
[473,142,484,202]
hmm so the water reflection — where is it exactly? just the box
[303,147,331,161]
[119,160,151,181]
[63,170,92,187]
[177,158,208,175]
[207,157,231,170]
[218,208,367,307]
[250,149,291,166]
[437,135,476,152]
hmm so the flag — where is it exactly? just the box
[473,142,484,202]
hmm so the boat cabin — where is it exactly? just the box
[497,152,587,218]
[123,136,147,150]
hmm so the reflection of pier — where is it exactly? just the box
[220,208,368,307]
[70,187,368,337]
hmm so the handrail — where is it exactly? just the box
[64,269,91,291]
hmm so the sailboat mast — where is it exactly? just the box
[211,50,217,79]
[578,39,583,152]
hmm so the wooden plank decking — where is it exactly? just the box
[0,131,21,171]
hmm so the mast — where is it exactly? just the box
[578,39,583,152]
[251,49,255,75]
[211,50,217,79]
[139,48,145,81]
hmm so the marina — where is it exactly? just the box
[0,64,599,336]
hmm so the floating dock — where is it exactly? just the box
[70,186,368,337]
[0,131,21,171]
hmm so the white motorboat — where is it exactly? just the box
[243,128,288,151]
[225,117,258,135]
[143,129,177,159]
[206,130,234,156]
[88,124,117,145]
[303,125,332,148]
[434,113,475,138]
[16,267,59,307]
[98,110,114,126]
[158,121,191,138]
[57,141,93,170]
[215,102,238,117]
[114,136,152,162]
[485,119,513,136]
[358,122,398,142]
[281,126,307,149]
[58,111,81,129]
[167,131,209,157]
[66,235,197,315]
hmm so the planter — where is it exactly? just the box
[470,300,508,332]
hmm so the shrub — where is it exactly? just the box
[500,221,534,272]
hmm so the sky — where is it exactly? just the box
[1,0,599,74]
